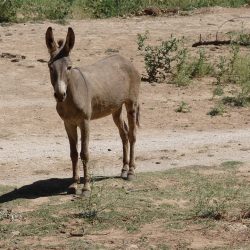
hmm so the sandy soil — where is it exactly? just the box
[1,7,250,187]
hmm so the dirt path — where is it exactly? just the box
[1,7,250,187]
[1,128,250,186]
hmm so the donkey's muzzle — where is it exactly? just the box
[54,92,66,102]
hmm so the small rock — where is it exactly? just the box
[108,148,112,151]
[37,58,47,63]
[11,59,19,63]
[70,231,84,237]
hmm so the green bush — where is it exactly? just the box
[172,48,192,86]
[0,0,21,22]
[214,45,250,107]
[20,0,73,20]
[190,49,214,78]
[0,0,249,22]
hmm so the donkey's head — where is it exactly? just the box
[45,27,75,102]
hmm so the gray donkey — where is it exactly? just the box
[45,27,141,195]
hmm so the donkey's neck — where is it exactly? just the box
[65,68,91,118]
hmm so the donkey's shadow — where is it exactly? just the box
[0,176,120,204]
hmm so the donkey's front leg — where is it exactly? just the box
[64,122,80,194]
[80,120,91,196]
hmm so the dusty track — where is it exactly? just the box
[1,7,250,187]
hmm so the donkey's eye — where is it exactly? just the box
[67,66,72,71]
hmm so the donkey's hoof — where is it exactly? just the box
[75,188,82,195]
[127,173,136,181]
[121,170,128,179]
[81,190,91,197]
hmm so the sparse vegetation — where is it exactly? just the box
[193,175,238,220]
[207,102,225,116]
[190,49,214,78]
[211,44,250,111]
[141,36,181,83]
[172,48,192,86]
[175,101,191,113]
[137,30,149,51]
[0,163,249,249]
[0,0,249,22]
[138,32,214,84]
[213,85,224,97]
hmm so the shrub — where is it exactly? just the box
[138,34,181,83]
[175,101,191,113]
[190,49,214,78]
[0,0,20,22]
[172,48,192,86]
[19,0,73,20]
[207,103,225,116]
[137,31,149,51]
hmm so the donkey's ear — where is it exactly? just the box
[45,27,57,54]
[64,27,75,53]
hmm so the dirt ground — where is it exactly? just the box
[1,7,250,249]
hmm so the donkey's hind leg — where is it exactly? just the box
[64,122,80,194]
[125,101,138,181]
[112,106,129,179]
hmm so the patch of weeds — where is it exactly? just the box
[222,95,250,107]
[192,176,239,220]
[207,102,225,116]
[105,48,119,54]
[77,180,123,225]
[172,48,213,86]
[175,101,191,113]
[137,30,149,51]
[0,209,23,221]
[0,0,21,22]
[215,56,228,85]
[23,206,67,236]
[212,44,250,113]
[220,161,243,170]
[241,206,250,219]
[236,32,250,45]
[190,49,214,78]
[227,44,240,83]
[52,18,69,25]
[156,243,171,250]
[213,85,224,97]
[228,25,250,46]
[172,48,192,86]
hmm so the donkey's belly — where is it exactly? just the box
[90,104,121,120]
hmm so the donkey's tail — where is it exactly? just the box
[136,104,141,128]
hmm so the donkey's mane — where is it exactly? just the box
[48,48,67,65]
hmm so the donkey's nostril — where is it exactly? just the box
[63,92,66,97]
[54,93,57,99]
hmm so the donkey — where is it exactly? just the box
[45,27,141,195]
